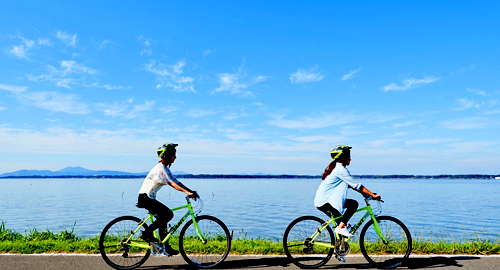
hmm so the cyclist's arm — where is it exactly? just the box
[358,185,381,200]
[167,181,198,199]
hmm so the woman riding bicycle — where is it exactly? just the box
[137,143,198,255]
[314,145,381,237]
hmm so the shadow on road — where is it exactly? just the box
[138,255,481,269]
[404,256,480,269]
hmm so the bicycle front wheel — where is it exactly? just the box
[359,216,412,269]
[99,216,151,270]
[283,216,335,269]
[179,215,231,268]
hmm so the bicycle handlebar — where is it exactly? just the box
[365,195,384,203]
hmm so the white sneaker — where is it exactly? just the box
[335,226,353,237]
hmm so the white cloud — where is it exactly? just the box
[94,99,153,119]
[455,98,480,110]
[254,75,268,83]
[60,60,97,75]
[5,34,52,60]
[441,117,498,130]
[0,107,6,112]
[137,35,152,56]
[290,67,324,83]
[267,112,358,129]
[95,101,130,117]
[0,84,28,94]
[144,60,195,92]
[102,84,130,90]
[366,113,405,123]
[341,68,361,81]
[383,76,440,91]
[0,85,88,115]
[19,91,90,114]
[288,135,347,143]
[218,128,252,140]
[26,60,98,89]
[99,40,114,50]
[213,67,265,98]
[215,73,251,97]
[160,106,178,114]
[467,87,489,96]
[6,35,35,59]
[185,108,216,118]
[124,101,155,119]
[393,121,421,128]
[405,138,459,146]
[38,38,52,46]
[56,31,77,47]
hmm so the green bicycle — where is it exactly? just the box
[99,196,231,269]
[283,195,412,269]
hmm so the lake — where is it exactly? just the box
[1,177,499,241]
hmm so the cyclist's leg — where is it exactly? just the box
[317,203,342,222]
[340,199,358,225]
[138,193,173,240]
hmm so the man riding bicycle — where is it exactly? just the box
[136,143,198,255]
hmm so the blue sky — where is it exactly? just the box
[1,1,499,175]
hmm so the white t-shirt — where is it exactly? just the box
[138,163,180,199]
[314,163,362,214]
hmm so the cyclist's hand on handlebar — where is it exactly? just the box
[188,191,199,201]
[372,193,382,201]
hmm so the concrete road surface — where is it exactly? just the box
[1,254,499,270]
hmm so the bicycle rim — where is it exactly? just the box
[359,216,412,269]
[179,215,231,268]
[99,216,151,270]
[283,216,334,269]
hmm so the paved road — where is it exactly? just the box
[1,254,499,270]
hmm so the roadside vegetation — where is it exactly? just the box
[1,222,498,255]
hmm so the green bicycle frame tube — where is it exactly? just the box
[126,199,207,250]
[310,202,387,248]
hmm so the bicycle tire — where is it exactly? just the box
[359,216,412,269]
[179,215,231,268]
[99,216,151,270]
[283,216,335,269]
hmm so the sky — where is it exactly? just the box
[1,1,499,175]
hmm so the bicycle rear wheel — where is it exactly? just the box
[283,216,335,269]
[179,215,231,268]
[359,216,412,269]
[99,216,151,270]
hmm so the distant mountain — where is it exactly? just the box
[0,166,191,177]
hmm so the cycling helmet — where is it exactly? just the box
[330,145,352,160]
[156,143,178,158]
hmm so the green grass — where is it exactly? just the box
[1,222,499,255]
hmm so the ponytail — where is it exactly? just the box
[322,161,336,180]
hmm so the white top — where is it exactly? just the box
[138,163,180,199]
[314,163,362,214]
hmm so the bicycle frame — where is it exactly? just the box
[310,197,387,249]
[125,197,205,250]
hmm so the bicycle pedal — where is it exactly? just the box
[337,256,346,262]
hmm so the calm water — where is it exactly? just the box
[1,178,499,241]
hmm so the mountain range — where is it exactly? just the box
[0,166,189,177]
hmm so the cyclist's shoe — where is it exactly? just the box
[151,243,171,257]
[139,231,157,243]
[164,243,179,256]
[335,227,353,237]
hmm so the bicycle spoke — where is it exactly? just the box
[283,216,334,269]
[99,216,151,270]
[360,216,412,268]
[179,215,231,268]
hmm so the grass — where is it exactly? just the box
[1,222,499,255]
